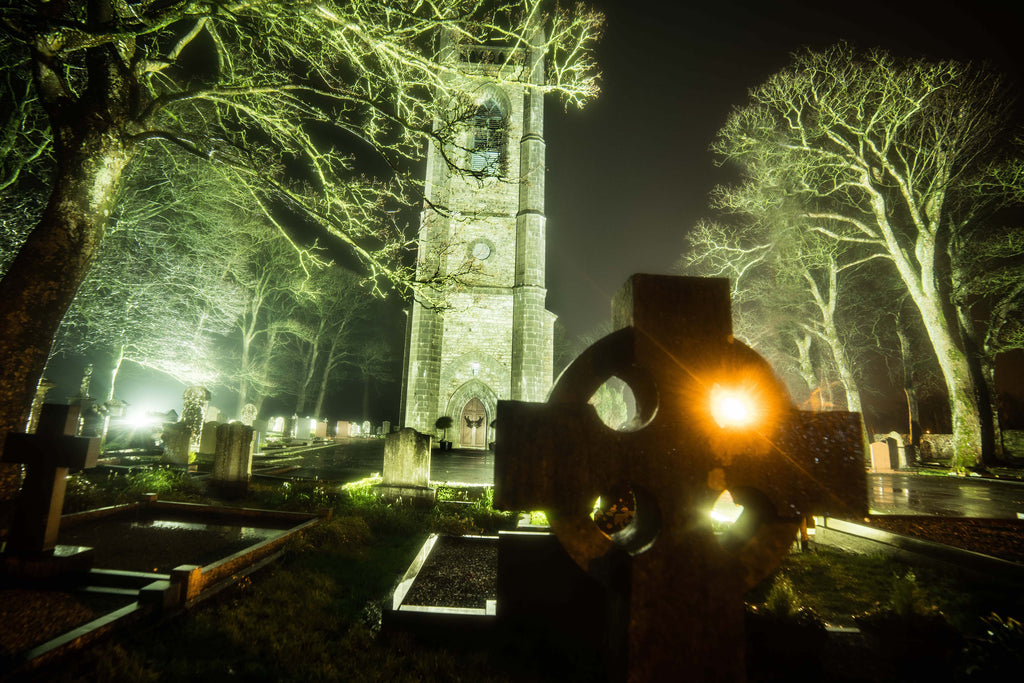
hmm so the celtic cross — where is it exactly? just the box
[495,275,866,682]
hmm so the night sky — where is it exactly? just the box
[544,0,1024,337]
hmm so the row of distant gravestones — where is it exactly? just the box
[868,432,958,471]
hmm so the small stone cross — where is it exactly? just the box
[3,403,100,554]
[495,275,867,682]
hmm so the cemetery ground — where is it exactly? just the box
[2,467,1024,681]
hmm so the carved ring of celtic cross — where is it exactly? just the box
[495,276,866,588]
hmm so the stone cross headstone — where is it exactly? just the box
[495,275,868,682]
[2,404,100,554]
[240,403,259,427]
[211,423,255,498]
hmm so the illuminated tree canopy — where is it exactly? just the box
[703,43,1024,467]
[0,0,602,491]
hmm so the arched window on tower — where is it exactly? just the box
[469,98,507,176]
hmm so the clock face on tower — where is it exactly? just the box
[469,239,493,261]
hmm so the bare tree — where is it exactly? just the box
[712,44,1023,467]
[50,153,248,398]
[0,0,602,481]
[284,267,377,419]
[682,219,869,413]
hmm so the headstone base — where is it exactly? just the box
[377,484,436,506]
[0,544,95,580]
[209,479,250,500]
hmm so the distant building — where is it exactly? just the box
[400,30,553,448]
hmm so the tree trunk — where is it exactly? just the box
[0,133,130,497]
[895,323,922,447]
[361,371,371,423]
[914,294,982,469]
[823,332,862,414]
[954,304,1002,464]
[313,337,343,419]
[294,339,319,416]
[237,335,251,419]
[101,344,127,443]
[794,332,818,400]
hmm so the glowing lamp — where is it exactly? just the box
[710,384,756,429]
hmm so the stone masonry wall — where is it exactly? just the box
[401,46,552,439]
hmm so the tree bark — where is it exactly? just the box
[313,336,343,419]
[895,322,922,448]
[953,304,1002,464]
[294,338,320,416]
[0,132,130,496]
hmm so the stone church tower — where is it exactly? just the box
[399,33,554,448]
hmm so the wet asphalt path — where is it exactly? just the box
[869,472,1024,519]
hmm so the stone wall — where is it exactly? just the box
[400,43,553,441]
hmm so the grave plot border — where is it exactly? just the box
[384,533,498,638]
[4,497,326,677]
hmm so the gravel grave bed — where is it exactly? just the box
[0,589,134,657]
[841,516,1024,564]
[401,536,497,609]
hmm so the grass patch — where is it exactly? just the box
[747,546,1024,635]
[63,469,207,513]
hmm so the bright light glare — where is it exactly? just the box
[128,412,156,429]
[710,490,744,524]
[710,385,756,428]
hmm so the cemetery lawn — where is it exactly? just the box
[752,546,1024,634]
[30,473,1024,681]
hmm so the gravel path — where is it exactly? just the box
[843,516,1024,564]
[402,536,497,608]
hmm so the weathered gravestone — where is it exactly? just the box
[211,423,255,498]
[2,404,100,556]
[251,417,268,455]
[380,428,434,504]
[161,421,191,466]
[885,431,909,468]
[198,421,220,456]
[869,441,892,472]
[335,420,351,441]
[495,275,868,683]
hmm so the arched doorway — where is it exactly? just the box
[459,398,487,449]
